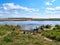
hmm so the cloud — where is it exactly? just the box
[46,7,60,11]
[45,2,52,6]
[45,6,60,18]
[0,3,39,18]
[39,6,60,18]
[45,0,55,6]
[0,3,39,15]
[2,3,39,12]
[0,2,59,18]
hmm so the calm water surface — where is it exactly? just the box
[0,20,60,30]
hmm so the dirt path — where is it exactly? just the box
[43,37,52,41]
[37,33,52,41]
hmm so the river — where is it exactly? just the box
[0,20,60,30]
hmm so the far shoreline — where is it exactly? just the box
[0,18,60,21]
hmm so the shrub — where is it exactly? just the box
[55,35,60,41]
[3,36,13,42]
[0,31,6,36]
[42,29,60,41]
[45,25,52,29]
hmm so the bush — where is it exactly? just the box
[3,36,13,42]
[55,35,60,41]
[0,31,6,36]
[44,25,52,29]
[42,30,60,41]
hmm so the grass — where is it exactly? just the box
[42,30,60,41]
[0,24,60,45]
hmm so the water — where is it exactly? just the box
[0,20,60,30]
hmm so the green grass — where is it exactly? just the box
[42,30,60,41]
[0,25,60,45]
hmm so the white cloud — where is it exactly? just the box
[46,6,60,12]
[45,0,55,6]
[0,3,39,15]
[45,6,60,15]
[45,2,52,6]
[0,2,59,18]
[0,3,40,18]
[2,3,39,12]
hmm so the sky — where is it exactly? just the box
[0,0,60,18]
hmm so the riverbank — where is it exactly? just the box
[0,24,60,45]
[0,18,60,21]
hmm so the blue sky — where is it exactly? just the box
[0,0,60,18]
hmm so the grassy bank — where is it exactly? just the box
[42,30,60,41]
[41,25,60,41]
[0,24,60,45]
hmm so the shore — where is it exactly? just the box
[0,18,60,21]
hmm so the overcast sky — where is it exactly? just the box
[0,0,60,18]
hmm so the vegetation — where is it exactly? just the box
[41,25,60,41]
[44,24,52,29]
[0,24,60,45]
[39,24,52,30]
